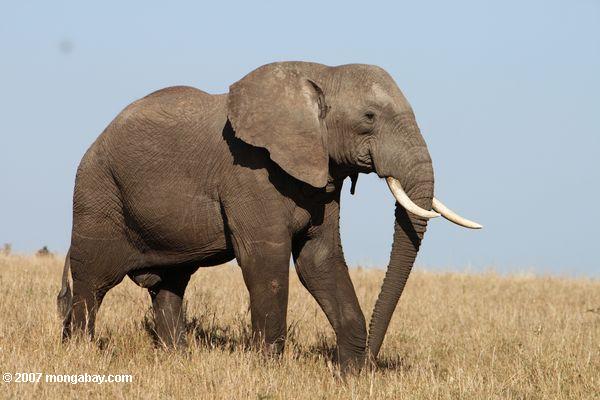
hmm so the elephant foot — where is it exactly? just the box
[262,340,285,357]
[250,335,285,358]
[336,347,367,375]
[143,267,192,350]
[158,332,188,350]
[151,305,188,350]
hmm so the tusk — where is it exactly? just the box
[432,197,483,229]
[386,177,440,219]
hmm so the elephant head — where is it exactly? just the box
[228,62,481,359]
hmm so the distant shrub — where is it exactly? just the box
[36,246,52,257]
[1,243,11,255]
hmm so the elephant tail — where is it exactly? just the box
[57,249,73,326]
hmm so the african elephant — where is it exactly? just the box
[57,61,480,371]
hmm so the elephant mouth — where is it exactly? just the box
[385,176,482,229]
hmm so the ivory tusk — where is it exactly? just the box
[432,197,483,229]
[386,177,440,219]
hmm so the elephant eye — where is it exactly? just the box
[364,112,375,122]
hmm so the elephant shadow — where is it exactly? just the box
[182,318,338,361]
[140,311,252,352]
[373,354,411,371]
[141,311,408,371]
[186,316,253,352]
[298,342,410,371]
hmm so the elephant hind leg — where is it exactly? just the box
[65,279,118,340]
[69,279,103,338]
[147,268,192,349]
[64,240,129,341]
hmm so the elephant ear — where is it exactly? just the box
[227,63,329,188]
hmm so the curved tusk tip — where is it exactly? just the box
[432,197,483,229]
[459,221,483,229]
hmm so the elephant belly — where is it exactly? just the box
[123,189,232,264]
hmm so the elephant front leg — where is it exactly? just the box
[235,240,291,356]
[293,233,367,373]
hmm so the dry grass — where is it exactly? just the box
[0,253,598,399]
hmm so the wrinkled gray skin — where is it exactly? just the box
[58,62,433,372]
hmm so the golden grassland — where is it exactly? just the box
[0,253,598,399]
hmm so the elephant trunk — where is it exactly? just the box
[367,116,434,359]
[367,197,430,359]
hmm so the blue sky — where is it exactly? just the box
[1,1,599,276]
